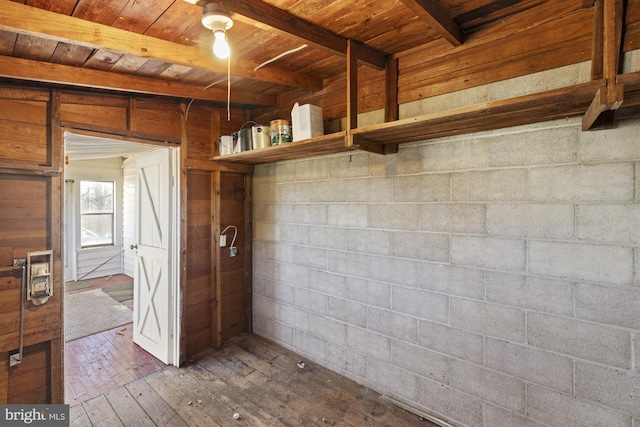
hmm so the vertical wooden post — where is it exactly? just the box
[383,57,399,154]
[346,39,358,133]
[603,0,624,108]
[591,0,604,80]
[178,102,189,364]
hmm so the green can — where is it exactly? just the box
[270,119,292,145]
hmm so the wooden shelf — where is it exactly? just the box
[212,131,352,165]
[212,72,640,167]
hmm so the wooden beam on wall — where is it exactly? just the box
[215,0,387,70]
[0,1,322,90]
[399,0,463,46]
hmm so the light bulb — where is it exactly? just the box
[213,30,230,59]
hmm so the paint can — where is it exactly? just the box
[252,125,271,149]
[270,119,292,145]
[232,132,241,153]
[239,127,252,152]
[219,135,233,155]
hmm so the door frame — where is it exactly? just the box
[62,131,181,367]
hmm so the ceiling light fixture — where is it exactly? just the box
[201,3,233,59]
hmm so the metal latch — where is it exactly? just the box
[27,250,53,305]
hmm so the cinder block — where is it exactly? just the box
[528,241,634,286]
[253,222,280,242]
[292,245,327,270]
[575,361,640,418]
[252,203,277,223]
[294,158,329,181]
[450,359,526,412]
[367,307,418,342]
[265,281,294,305]
[347,228,392,255]
[527,312,632,369]
[636,248,640,287]
[368,359,418,402]
[577,204,640,245]
[488,64,587,100]
[576,283,640,329]
[368,255,421,287]
[254,242,293,263]
[293,287,328,315]
[346,177,393,202]
[327,296,367,328]
[419,263,485,300]
[279,180,347,203]
[486,203,574,239]
[327,250,369,278]
[485,272,574,316]
[272,161,296,183]
[392,174,450,202]
[327,204,368,227]
[450,298,526,342]
[580,118,640,162]
[487,126,578,167]
[292,204,327,224]
[369,144,423,176]
[276,304,309,331]
[418,320,484,364]
[528,384,631,427]
[252,183,275,203]
[253,294,277,320]
[417,377,484,427]
[419,137,487,172]
[391,340,449,383]
[293,330,327,361]
[309,270,345,297]
[253,259,279,281]
[346,326,391,361]
[278,224,308,245]
[260,317,294,344]
[451,169,528,201]
[253,276,267,297]
[636,163,640,204]
[419,203,486,234]
[328,152,370,179]
[368,204,420,231]
[309,313,346,346]
[327,343,367,378]
[450,236,526,272]
[278,263,311,288]
[485,338,573,393]
[345,277,391,309]
[391,231,449,262]
[391,286,449,323]
[529,163,634,202]
[485,405,546,427]
[308,226,346,250]
[253,164,274,183]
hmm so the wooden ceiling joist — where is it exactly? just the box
[213,0,388,70]
[0,56,276,106]
[399,0,463,46]
[0,1,322,90]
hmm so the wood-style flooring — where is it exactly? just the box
[69,333,434,426]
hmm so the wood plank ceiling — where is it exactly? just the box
[0,0,634,109]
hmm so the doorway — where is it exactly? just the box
[63,132,181,406]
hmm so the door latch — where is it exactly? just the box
[27,250,53,306]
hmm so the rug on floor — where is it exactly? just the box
[102,281,134,302]
[65,289,133,342]
[65,280,93,292]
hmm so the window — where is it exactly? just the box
[80,181,114,247]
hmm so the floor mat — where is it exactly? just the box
[65,280,93,292]
[65,289,132,342]
[102,282,134,302]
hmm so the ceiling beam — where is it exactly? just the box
[0,1,322,90]
[0,56,277,106]
[399,0,463,46]
[210,0,388,70]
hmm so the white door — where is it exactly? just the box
[132,148,174,364]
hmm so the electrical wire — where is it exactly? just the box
[254,44,308,71]
[221,225,238,249]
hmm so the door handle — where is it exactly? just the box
[130,244,138,250]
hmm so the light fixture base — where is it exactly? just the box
[201,4,233,32]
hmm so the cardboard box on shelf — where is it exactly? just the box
[291,103,324,141]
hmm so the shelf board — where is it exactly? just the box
[351,80,605,146]
[212,131,352,165]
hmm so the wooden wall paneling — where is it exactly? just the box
[0,92,49,168]
[7,342,51,404]
[213,170,222,348]
[243,174,252,334]
[129,98,181,142]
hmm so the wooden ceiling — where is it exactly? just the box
[0,0,637,110]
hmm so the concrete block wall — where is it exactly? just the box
[252,67,640,427]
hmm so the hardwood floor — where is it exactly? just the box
[69,333,434,426]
